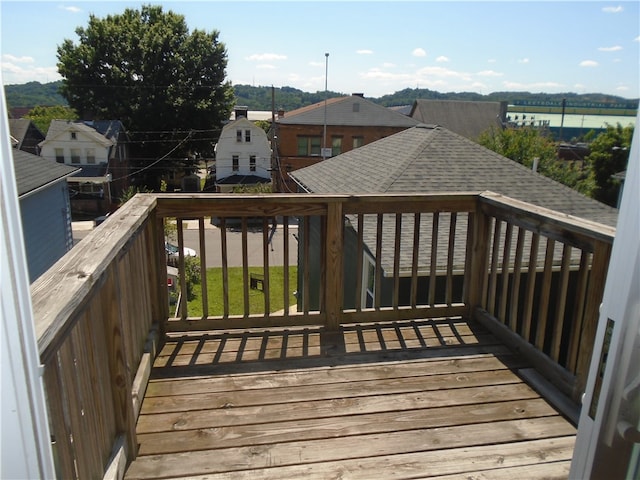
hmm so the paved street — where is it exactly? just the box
[72,219,299,268]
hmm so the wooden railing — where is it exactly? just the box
[31,192,614,478]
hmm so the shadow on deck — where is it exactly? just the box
[126,317,576,479]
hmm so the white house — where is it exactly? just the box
[214,115,272,192]
[38,120,130,215]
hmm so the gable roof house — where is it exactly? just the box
[290,124,618,311]
[213,113,272,192]
[9,118,45,155]
[410,99,508,140]
[12,149,79,282]
[273,94,419,192]
[38,120,131,216]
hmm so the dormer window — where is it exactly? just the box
[71,132,77,140]
[245,130,251,142]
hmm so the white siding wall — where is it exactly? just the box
[215,118,271,181]
[40,131,110,166]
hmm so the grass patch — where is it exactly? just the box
[186,266,298,317]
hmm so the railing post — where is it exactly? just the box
[325,201,344,331]
[573,240,612,402]
[464,201,491,318]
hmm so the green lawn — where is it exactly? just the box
[186,266,298,317]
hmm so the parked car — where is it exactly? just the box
[165,242,196,265]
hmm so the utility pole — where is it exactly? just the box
[322,52,329,160]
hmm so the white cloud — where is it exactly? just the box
[356,49,373,55]
[580,60,599,67]
[256,64,276,70]
[635,36,640,42]
[412,48,427,57]
[436,56,449,63]
[382,62,395,68]
[1,61,60,84]
[2,54,34,64]
[598,45,623,52]
[245,53,287,62]
[58,5,82,13]
[616,85,629,92]
[602,5,623,13]
[476,70,503,77]
[518,58,530,64]
[488,59,497,63]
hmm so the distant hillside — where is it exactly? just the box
[5,80,638,115]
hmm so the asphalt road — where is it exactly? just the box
[181,225,299,268]
[73,221,299,268]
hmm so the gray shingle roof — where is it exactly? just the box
[277,95,420,128]
[13,149,79,197]
[291,124,617,227]
[410,99,507,140]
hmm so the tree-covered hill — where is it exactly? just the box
[5,80,637,114]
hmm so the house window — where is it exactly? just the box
[353,136,364,149]
[245,130,251,142]
[362,254,376,309]
[70,132,77,140]
[250,155,256,172]
[297,136,322,156]
[86,148,96,164]
[236,130,242,142]
[55,148,64,163]
[232,155,239,171]
[331,136,342,156]
[70,148,81,164]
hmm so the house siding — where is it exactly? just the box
[20,182,73,282]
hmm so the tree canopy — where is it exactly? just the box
[585,123,633,207]
[25,105,77,134]
[477,126,595,196]
[56,5,234,187]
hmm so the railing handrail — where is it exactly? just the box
[31,194,157,362]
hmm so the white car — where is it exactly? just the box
[165,242,196,261]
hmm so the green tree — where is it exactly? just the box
[585,123,634,207]
[56,5,234,187]
[25,105,77,134]
[478,126,594,195]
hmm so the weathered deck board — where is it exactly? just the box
[126,318,576,479]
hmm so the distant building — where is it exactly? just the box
[8,118,45,155]
[273,94,419,192]
[410,99,508,140]
[38,120,131,216]
[214,108,272,192]
[12,149,79,282]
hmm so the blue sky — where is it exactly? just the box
[1,1,639,99]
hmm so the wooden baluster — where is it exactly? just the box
[498,222,513,323]
[355,214,364,311]
[262,217,271,317]
[325,202,344,330]
[550,244,572,362]
[446,212,457,306]
[374,214,383,310]
[521,232,540,342]
[429,212,439,306]
[198,217,208,319]
[411,212,421,309]
[283,216,290,318]
[242,217,250,317]
[567,251,591,373]
[487,219,502,316]
[535,238,556,351]
[393,213,402,309]
[177,219,188,320]
[509,227,526,332]
[220,218,230,318]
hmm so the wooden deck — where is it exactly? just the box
[125,317,576,479]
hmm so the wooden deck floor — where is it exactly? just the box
[125,317,576,479]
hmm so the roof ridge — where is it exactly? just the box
[378,126,439,192]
